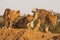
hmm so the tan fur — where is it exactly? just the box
[27,12,39,28]
[32,8,57,26]
[26,14,34,28]
[49,14,57,26]
[26,14,33,22]
[34,19,41,31]
[3,9,20,28]
[45,27,49,33]
[10,10,20,22]
[3,8,11,28]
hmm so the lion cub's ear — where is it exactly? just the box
[16,10,20,13]
[27,14,31,17]
[32,8,38,13]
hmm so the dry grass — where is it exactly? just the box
[0,27,60,40]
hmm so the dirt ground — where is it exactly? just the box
[0,27,60,40]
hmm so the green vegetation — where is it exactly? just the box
[0,21,4,28]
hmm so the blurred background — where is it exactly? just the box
[0,0,60,15]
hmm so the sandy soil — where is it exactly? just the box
[0,27,60,40]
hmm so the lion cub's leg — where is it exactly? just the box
[34,19,41,31]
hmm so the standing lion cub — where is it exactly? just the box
[3,8,20,28]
